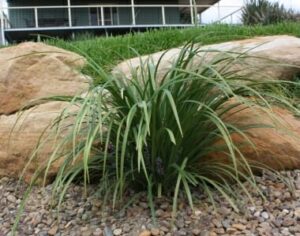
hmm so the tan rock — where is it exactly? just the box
[114,35,300,82]
[226,228,237,234]
[0,42,90,115]
[206,103,300,171]
[295,208,300,218]
[232,223,247,231]
[48,225,59,236]
[150,228,160,236]
[139,230,151,236]
[0,101,76,183]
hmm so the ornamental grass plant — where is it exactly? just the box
[242,0,296,25]
[14,44,300,231]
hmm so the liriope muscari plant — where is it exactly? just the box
[14,44,300,231]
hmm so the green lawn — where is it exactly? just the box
[47,22,300,76]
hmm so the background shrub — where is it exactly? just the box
[242,0,296,25]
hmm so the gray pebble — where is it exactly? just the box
[261,211,269,219]
[0,170,299,236]
[7,195,16,203]
[113,228,122,236]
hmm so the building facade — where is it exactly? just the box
[0,0,221,44]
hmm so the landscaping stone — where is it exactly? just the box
[6,194,16,203]
[0,101,77,183]
[0,170,299,235]
[295,208,300,218]
[0,43,89,183]
[232,223,246,231]
[0,42,89,115]
[261,211,269,220]
[113,228,122,235]
[150,228,160,236]
[114,35,300,83]
[139,230,151,236]
[206,103,300,171]
[48,225,58,236]
[192,229,201,235]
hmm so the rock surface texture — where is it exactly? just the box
[0,42,89,115]
[114,35,300,82]
[0,43,88,183]
[207,103,300,171]
[0,102,74,183]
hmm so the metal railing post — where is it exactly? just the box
[131,0,136,25]
[161,6,166,25]
[101,6,104,26]
[67,0,72,27]
[189,0,195,25]
[34,7,38,28]
[214,7,243,25]
[0,8,5,45]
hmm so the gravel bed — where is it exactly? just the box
[0,170,300,236]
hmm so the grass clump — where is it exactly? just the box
[242,0,296,25]
[20,44,299,224]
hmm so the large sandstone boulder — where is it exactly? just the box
[0,42,90,115]
[114,35,300,82]
[0,42,89,183]
[206,103,300,171]
[0,102,75,183]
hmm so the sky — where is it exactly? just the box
[214,0,300,10]
[201,0,300,24]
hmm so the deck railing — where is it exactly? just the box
[214,6,243,24]
[3,12,11,29]
[0,9,8,44]
[2,4,242,31]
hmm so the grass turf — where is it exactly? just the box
[46,22,300,77]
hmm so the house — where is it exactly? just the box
[0,0,222,44]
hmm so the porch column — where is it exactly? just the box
[0,0,5,45]
[67,0,72,27]
[131,0,136,25]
